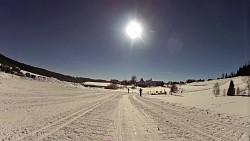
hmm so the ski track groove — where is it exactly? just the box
[13,94,118,141]
[137,96,240,141]
[130,96,207,140]
[130,98,165,140]
[3,92,109,110]
[1,92,114,140]
[2,89,249,141]
[113,95,122,141]
[143,97,250,132]
[133,96,248,141]
[43,93,122,141]
[113,94,164,141]
[131,96,225,140]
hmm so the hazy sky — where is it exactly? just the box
[0,0,249,81]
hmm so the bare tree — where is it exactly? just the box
[223,88,226,96]
[221,73,225,79]
[213,82,220,97]
[236,86,240,95]
[131,75,137,85]
[245,76,250,96]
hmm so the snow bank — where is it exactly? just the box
[83,82,111,87]
[0,71,84,91]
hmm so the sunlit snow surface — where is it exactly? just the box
[0,72,249,141]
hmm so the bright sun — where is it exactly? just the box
[126,21,142,40]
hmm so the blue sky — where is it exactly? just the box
[0,0,249,81]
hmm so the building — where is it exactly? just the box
[145,78,163,87]
[110,79,119,84]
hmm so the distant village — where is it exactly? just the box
[0,63,233,87]
[0,63,203,89]
[1,59,249,91]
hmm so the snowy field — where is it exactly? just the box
[0,72,249,141]
[144,77,250,117]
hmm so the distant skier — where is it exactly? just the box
[128,88,130,93]
[139,88,142,96]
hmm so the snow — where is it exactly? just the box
[83,81,111,87]
[0,72,249,140]
[143,76,250,117]
[20,70,43,77]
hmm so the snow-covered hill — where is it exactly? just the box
[144,76,250,117]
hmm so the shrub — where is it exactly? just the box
[15,72,25,77]
[105,84,118,89]
[25,73,31,77]
[11,67,21,73]
[170,84,178,93]
[31,74,36,79]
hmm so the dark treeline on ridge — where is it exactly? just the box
[1,53,249,84]
[0,54,108,83]
[221,61,250,79]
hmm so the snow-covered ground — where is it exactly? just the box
[143,77,250,117]
[83,81,112,87]
[0,72,249,140]
[116,77,250,117]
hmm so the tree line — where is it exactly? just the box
[221,61,250,79]
[0,54,108,83]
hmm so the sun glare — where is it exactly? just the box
[126,21,142,40]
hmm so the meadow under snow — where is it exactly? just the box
[0,72,249,141]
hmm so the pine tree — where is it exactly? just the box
[140,78,144,83]
[227,80,235,96]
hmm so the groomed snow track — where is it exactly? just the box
[1,91,249,141]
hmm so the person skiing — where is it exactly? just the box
[128,88,130,93]
[139,88,142,96]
